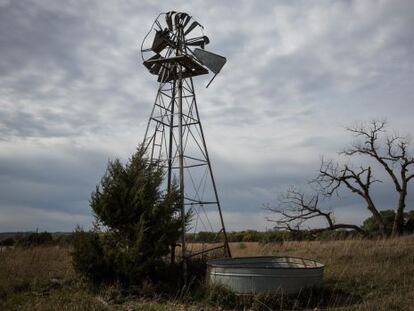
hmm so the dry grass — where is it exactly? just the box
[0,246,75,296]
[1,237,414,310]
[231,237,414,310]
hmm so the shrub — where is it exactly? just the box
[0,237,15,247]
[259,230,290,243]
[404,210,414,233]
[53,234,74,246]
[71,229,113,285]
[72,146,186,286]
[16,232,53,247]
[363,210,395,235]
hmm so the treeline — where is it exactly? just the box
[2,227,414,248]
[1,209,413,247]
[186,229,359,243]
[187,209,414,243]
[0,230,358,247]
[0,229,360,247]
[0,231,73,247]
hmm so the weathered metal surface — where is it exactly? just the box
[207,256,324,294]
[193,48,226,74]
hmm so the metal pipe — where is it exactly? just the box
[167,80,175,192]
[177,24,187,284]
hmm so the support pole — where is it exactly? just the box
[177,25,187,284]
[168,80,176,265]
[189,79,232,258]
[167,80,176,192]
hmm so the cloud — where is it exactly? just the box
[0,0,414,231]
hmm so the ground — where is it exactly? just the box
[1,236,414,310]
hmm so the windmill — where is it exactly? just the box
[140,11,231,280]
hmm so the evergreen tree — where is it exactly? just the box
[73,146,184,285]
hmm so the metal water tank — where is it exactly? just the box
[207,256,324,294]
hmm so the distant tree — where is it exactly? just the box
[54,234,73,246]
[72,146,185,285]
[193,231,216,243]
[362,210,395,234]
[259,230,290,243]
[16,231,53,247]
[405,210,414,233]
[241,230,261,242]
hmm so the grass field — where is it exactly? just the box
[1,236,414,310]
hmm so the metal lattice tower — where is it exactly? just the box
[140,11,231,277]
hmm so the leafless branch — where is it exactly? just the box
[264,188,365,235]
[312,158,385,235]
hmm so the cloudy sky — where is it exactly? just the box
[1,0,414,232]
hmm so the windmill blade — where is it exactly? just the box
[174,13,182,27]
[175,12,189,27]
[182,14,191,28]
[193,48,226,74]
[155,19,163,31]
[184,21,201,35]
[186,36,210,48]
[166,11,176,31]
[151,29,172,53]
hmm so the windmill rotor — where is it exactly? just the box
[141,11,226,85]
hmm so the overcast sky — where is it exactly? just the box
[1,0,414,232]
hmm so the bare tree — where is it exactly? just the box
[343,120,414,236]
[265,188,365,235]
[314,160,385,236]
[265,120,413,237]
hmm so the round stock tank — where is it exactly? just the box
[207,256,324,294]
